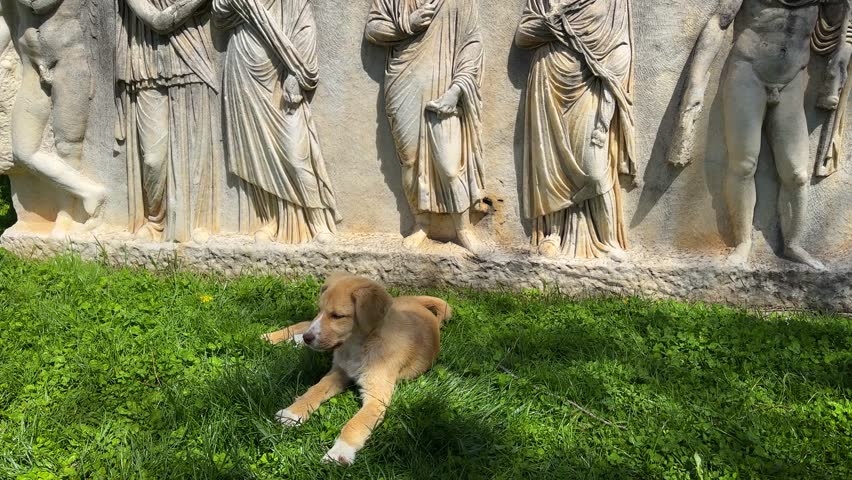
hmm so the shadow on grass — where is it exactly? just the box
[428,293,851,477]
[444,292,851,391]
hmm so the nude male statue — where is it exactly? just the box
[0,0,106,235]
[671,0,851,269]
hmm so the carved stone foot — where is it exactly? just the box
[726,242,751,267]
[457,229,491,256]
[78,216,106,234]
[72,218,103,234]
[81,185,107,221]
[314,232,335,245]
[254,229,275,243]
[537,237,560,258]
[606,247,628,263]
[784,245,826,270]
[402,228,428,250]
[192,228,211,244]
[134,223,161,242]
[50,211,75,239]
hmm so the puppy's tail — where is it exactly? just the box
[415,296,453,327]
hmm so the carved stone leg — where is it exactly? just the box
[11,66,105,227]
[453,211,489,255]
[50,51,106,231]
[766,73,825,270]
[403,213,430,249]
[135,88,170,240]
[721,66,767,266]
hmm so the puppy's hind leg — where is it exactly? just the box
[415,296,453,325]
[323,376,395,466]
[262,321,312,345]
[276,367,350,426]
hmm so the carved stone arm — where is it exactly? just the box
[124,0,208,34]
[682,3,740,110]
[365,0,423,46]
[18,0,64,15]
[816,1,852,110]
[515,9,556,49]
[668,0,742,166]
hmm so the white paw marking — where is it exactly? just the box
[274,408,302,427]
[322,439,357,466]
[289,334,305,346]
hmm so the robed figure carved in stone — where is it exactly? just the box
[0,0,107,235]
[814,16,852,177]
[116,0,221,243]
[213,0,340,244]
[669,0,851,269]
[516,0,636,260]
[365,0,488,255]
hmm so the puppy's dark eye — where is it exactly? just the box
[331,313,345,320]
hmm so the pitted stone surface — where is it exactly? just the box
[3,231,849,312]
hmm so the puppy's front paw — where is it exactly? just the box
[261,332,281,344]
[322,439,357,466]
[289,334,305,347]
[274,408,303,427]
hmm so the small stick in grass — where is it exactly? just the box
[498,366,627,431]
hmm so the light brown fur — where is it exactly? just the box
[262,272,452,465]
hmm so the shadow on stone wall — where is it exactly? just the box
[360,36,415,237]
[507,42,532,239]
[0,175,16,234]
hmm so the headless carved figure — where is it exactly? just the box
[0,0,106,235]
[674,0,851,269]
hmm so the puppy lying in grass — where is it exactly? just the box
[262,272,452,465]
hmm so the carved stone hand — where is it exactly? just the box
[172,0,209,22]
[817,44,851,111]
[545,1,570,25]
[425,85,461,118]
[283,75,304,113]
[125,0,209,34]
[409,0,437,33]
[667,86,705,167]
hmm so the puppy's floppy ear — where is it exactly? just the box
[352,279,392,333]
[321,271,350,294]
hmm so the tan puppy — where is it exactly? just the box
[262,272,452,465]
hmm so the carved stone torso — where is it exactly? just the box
[116,0,208,88]
[3,0,85,68]
[35,0,87,64]
[730,0,821,85]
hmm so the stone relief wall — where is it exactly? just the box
[3,0,852,308]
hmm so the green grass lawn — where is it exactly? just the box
[0,250,849,479]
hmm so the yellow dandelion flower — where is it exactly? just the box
[200,295,213,304]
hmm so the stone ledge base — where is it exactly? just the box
[1,230,850,312]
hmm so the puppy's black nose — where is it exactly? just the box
[302,332,315,344]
